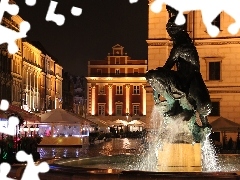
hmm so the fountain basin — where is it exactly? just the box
[53,154,240,172]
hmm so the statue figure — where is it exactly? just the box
[146,5,212,142]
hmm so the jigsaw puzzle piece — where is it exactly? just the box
[0,116,19,135]
[129,0,138,3]
[0,162,15,180]
[0,0,19,20]
[150,0,164,13]
[224,0,240,35]
[0,20,30,54]
[25,0,37,6]
[45,0,65,26]
[0,99,9,111]
[16,151,49,180]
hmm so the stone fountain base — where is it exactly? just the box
[157,143,202,172]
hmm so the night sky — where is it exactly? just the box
[16,0,149,76]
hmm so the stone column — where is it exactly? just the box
[91,85,96,115]
[29,71,32,110]
[36,73,39,110]
[33,72,35,110]
[108,84,113,115]
[142,84,146,115]
[26,69,28,104]
[125,84,130,114]
[145,83,154,129]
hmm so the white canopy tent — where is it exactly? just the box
[40,108,92,124]
[38,108,96,137]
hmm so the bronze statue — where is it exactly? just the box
[146,5,212,142]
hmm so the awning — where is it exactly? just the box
[40,108,94,125]
[210,116,240,132]
[7,105,40,123]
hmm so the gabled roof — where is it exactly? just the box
[112,44,123,49]
[210,116,240,132]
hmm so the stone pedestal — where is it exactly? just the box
[157,143,202,172]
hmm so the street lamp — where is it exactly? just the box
[23,126,28,137]
[30,125,34,137]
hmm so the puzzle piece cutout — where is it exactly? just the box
[0,99,19,136]
[0,116,19,136]
[0,151,49,180]
[45,0,82,26]
[129,0,139,3]
[16,151,50,180]
[0,99,9,111]
[0,163,14,180]
[0,0,31,54]
[25,0,36,6]
[150,0,240,37]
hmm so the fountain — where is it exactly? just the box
[143,5,218,172]
[38,5,240,179]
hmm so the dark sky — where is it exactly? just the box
[16,0,148,76]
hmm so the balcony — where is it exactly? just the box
[90,73,146,77]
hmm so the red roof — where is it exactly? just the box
[7,105,40,123]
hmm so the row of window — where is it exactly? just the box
[99,85,140,95]
[98,104,139,116]
[97,102,219,116]
[97,61,220,81]
[97,68,139,75]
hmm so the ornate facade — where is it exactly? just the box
[147,3,240,134]
[86,44,147,131]
[0,12,63,115]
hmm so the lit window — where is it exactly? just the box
[133,86,140,94]
[209,62,220,80]
[133,105,139,115]
[98,104,105,116]
[116,105,122,115]
[209,101,220,116]
[204,57,222,81]
[116,86,123,94]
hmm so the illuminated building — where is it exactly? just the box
[147,2,240,141]
[86,44,147,131]
[0,10,63,118]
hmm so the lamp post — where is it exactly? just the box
[30,125,34,137]
[24,126,28,137]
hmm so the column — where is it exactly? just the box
[91,85,96,115]
[29,71,31,110]
[108,84,113,115]
[36,73,39,110]
[125,84,130,114]
[142,84,146,115]
[26,70,28,104]
[33,72,35,110]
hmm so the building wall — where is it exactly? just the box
[147,2,240,128]
[0,13,63,113]
[22,41,42,111]
[86,44,147,125]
